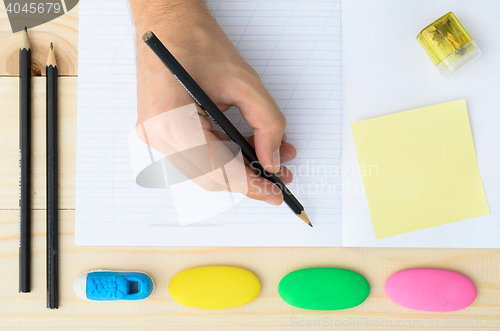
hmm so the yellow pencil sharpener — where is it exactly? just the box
[417,12,481,78]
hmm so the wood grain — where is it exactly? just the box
[0,2,78,76]
[0,206,499,330]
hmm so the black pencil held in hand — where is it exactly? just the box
[19,26,31,294]
[46,42,59,309]
[141,31,311,227]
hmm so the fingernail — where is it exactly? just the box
[272,148,280,172]
[265,199,281,206]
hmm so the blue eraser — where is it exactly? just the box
[73,270,154,301]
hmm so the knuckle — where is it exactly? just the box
[272,113,287,132]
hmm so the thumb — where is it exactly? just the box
[234,81,286,173]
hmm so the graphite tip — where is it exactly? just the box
[298,211,312,227]
[21,27,30,50]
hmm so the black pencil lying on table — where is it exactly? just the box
[46,42,59,309]
[19,26,31,294]
[142,31,312,227]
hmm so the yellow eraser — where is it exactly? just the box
[417,12,481,77]
[168,266,261,309]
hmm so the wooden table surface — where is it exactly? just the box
[1,3,499,331]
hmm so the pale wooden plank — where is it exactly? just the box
[0,77,76,210]
[0,2,78,76]
[0,208,499,330]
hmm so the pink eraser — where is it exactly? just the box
[385,268,476,312]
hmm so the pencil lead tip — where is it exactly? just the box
[298,210,312,227]
[50,42,53,50]
[309,222,313,227]
[21,27,30,50]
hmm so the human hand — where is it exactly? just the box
[129,0,297,205]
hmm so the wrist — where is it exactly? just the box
[129,0,212,39]
[130,0,219,62]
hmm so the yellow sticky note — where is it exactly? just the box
[351,99,489,239]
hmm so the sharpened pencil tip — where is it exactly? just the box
[21,27,30,50]
[298,211,312,227]
[46,43,57,67]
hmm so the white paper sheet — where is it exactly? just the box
[342,0,500,247]
[75,0,343,246]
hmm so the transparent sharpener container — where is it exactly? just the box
[418,12,481,78]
